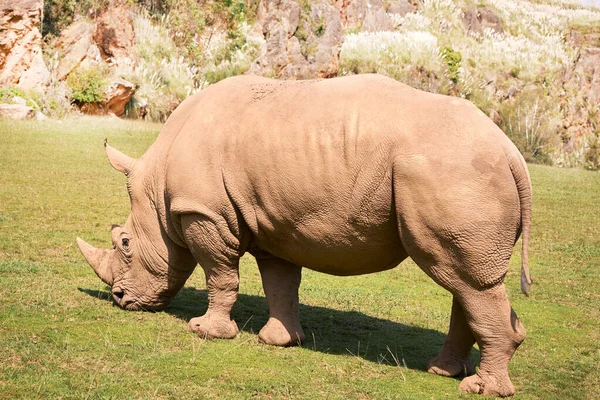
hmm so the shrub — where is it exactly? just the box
[440,46,462,83]
[67,66,107,104]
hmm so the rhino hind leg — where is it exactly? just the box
[182,215,240,340]
[427,297,475,377]
[456,283,526,397]
[256,254,305,346]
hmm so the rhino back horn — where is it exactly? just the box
[76,237,114,286]
[104,139,137,175]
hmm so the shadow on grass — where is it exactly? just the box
[78,287,480,372]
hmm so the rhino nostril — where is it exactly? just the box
[112,289,124,304]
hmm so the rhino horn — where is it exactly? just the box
[104,139,137,175]
[76,237,114,286]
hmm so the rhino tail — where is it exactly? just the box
[505,146,533,296]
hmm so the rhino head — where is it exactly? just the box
[77,141,196,311]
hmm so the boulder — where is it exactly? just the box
[0,103,34,119]
[387,0,416,16]
[104,77,135,116]
[0,0,49,91]
[79,77,134,117]
[462,6,504,36]
[250,0,343,79]
[93,1,135,64]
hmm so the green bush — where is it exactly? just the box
[440,46,462,84]
[67,66,107,104]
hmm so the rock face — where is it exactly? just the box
[54,21,101,81]
[93,1,135,63]
[250,0,343,79]
[561,29,600,156]
[0,0,49,91]
[360,0,393,33]
[50,1,135,117]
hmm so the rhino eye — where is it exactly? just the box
[122,238,130,247]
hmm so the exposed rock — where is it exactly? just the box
[0,103,34,119]
[93,1,135,64]
[251,0,343,79]
[0,0,49,91]
[104,78,135,116]
[361,5,393,32]
[78,77,134,117]
[54,21,102,81]
[250,0,301,76]
[35,110,47,120]
[387,0,416,16]
[339,0,382,30]
[11,95,27,105]
[560,28,600,154]
[462,6,504,36]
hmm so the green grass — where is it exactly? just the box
[1,118,599,399]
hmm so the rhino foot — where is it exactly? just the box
[188,314,239,340]
[459,372,515,397]
[258,317,304,347]
[427,354,473,377]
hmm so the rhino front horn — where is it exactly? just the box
[76,237,114,286]
[104,139,137,175]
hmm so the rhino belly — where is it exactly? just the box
[251,206,407,276]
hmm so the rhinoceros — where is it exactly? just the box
[77,74,532,396]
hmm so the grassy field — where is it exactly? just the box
[0,118,599,399]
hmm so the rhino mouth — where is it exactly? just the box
[110,288,168,311]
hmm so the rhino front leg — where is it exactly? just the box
[182,215,240,340]
[256,254,304,346]
[428,297,475,377]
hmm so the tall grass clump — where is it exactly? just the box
[340,31,448,92]
[115,12,199,122]
[202,22,265,85]
[113,6,263,121]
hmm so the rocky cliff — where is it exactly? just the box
[0,0,49,90]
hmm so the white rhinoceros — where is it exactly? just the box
[77,74,532,397]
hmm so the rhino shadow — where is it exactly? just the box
[78,287,480,372]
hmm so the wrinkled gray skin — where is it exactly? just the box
[77,74,532,397]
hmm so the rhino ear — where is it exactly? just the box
[104,139,137,175]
